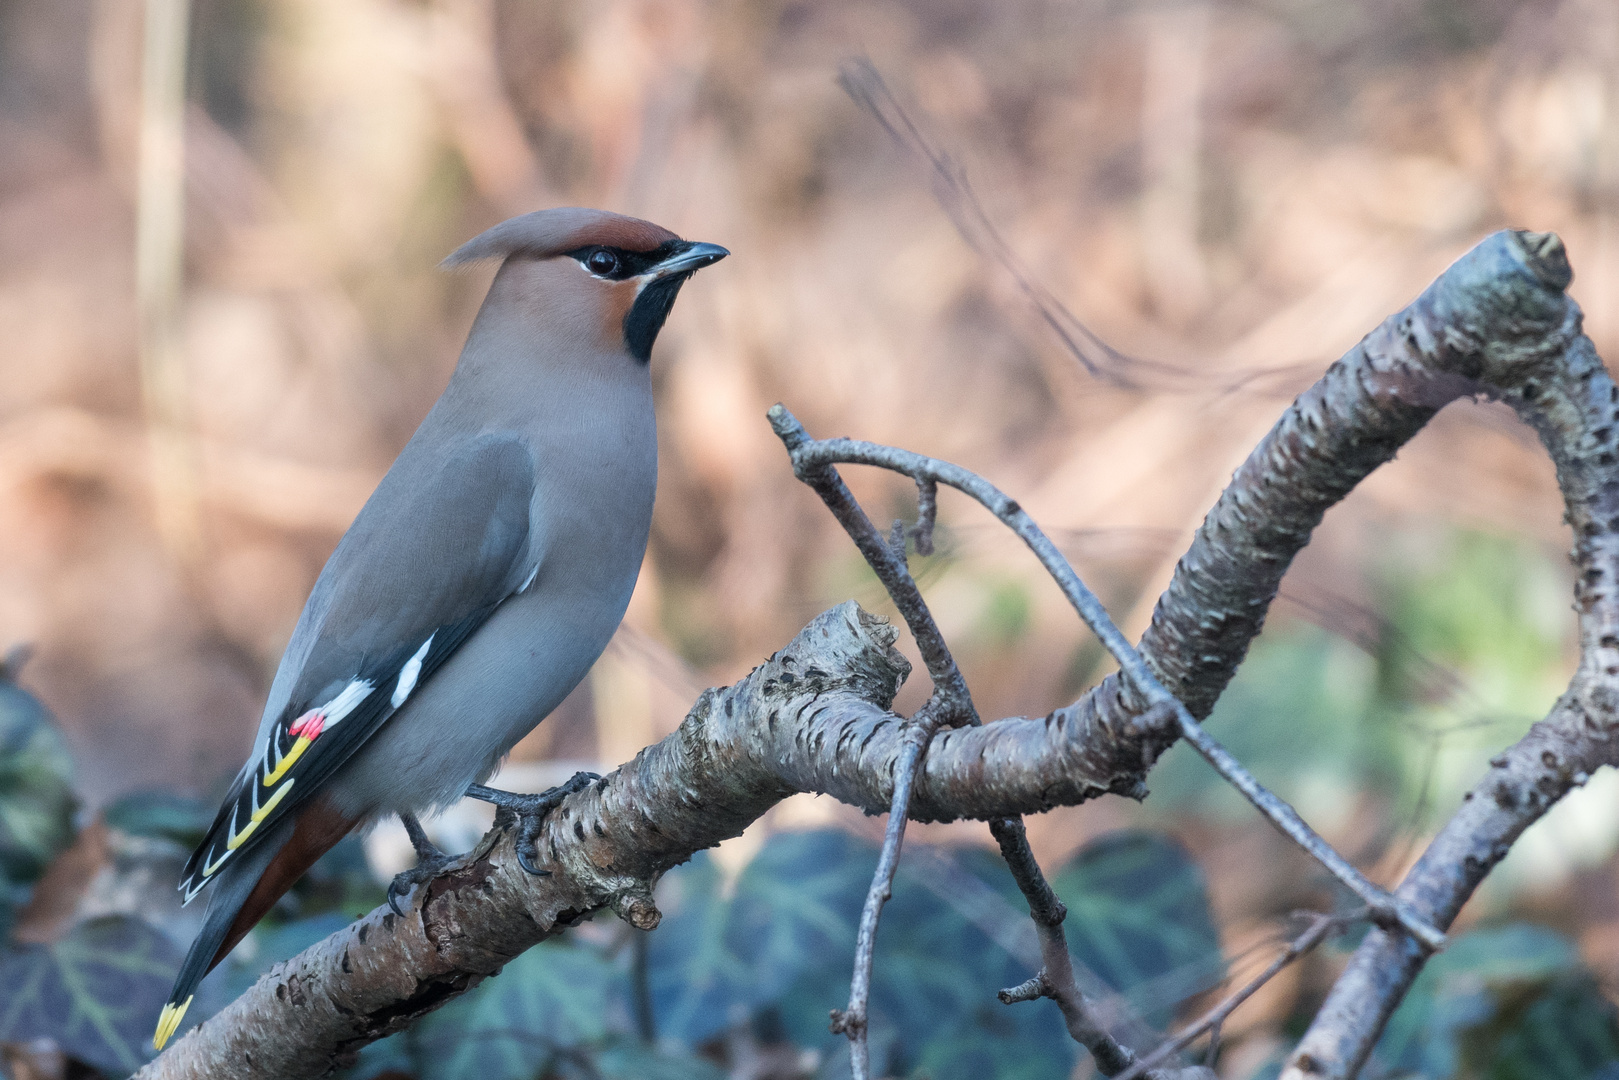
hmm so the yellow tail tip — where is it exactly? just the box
[153,996,192,1050]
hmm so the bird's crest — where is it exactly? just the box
[443,207,679,267]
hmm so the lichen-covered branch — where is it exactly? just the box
[137,229,1611,1080]
[772,414,1142,1077]
[1277,239,1619,1076]
[772,410,1442,949]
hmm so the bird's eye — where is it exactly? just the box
[586,249,620,276]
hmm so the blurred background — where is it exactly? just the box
[3,0,1619,1076]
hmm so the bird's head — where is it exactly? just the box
[445,208,728,364]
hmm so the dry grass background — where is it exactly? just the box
[3,0,1619,1066]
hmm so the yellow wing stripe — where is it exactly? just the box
[225,779,295,852]
[253,778,295,822]
[154,995,193,1049]
[264,735,313,787]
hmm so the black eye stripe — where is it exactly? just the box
[563,242,683,281]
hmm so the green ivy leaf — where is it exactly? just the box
[0,668,75,934]
[861,845,1073,1079]
[0,914,181,1077]
[1377,923,1616,1079]
[1485,973,1619,1079]
[586,1037,728,1080]
[410,939,620,1080]
[102,791,212,849]
[651,829,1222,1080]
[1050,830,1223,1023]
[650,829,872,1046]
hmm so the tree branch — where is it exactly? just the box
[1115,911,1348,1080]
[772,409,1443,948]
[1277,236,1619,1077]
[136,229,1607,1080]
[135,597,1180,1079]
[773,420,1159,1075]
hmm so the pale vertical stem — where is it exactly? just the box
[138,0,201,563]
[1139,0,1211,324]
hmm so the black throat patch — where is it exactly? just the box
[623,274,690,364]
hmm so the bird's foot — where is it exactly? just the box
[387,811,458,916]
[464,772,601,875]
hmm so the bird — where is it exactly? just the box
[152,207,727,1050]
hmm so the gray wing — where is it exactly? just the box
[180,434,536,899]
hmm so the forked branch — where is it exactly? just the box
[775,416,1140,1075]
[137,229,1612,1080]
[771,405,1444,951]
[1115,911,1350,1080]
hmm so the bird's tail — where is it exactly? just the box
[154,800,356,1050]
[154,823,288,1049]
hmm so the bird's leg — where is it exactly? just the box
[464,771,601,876]
[386,811,458,916]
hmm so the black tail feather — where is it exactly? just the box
[155,817,292,1049]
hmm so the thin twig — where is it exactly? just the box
[1113,911,1348,1080]
[777,433,975,723]
[911,478,938,556]
[830,722,934,1080]
[775,417,977,1078]
[768,404,1446,953]
[774,419,1154,1076]
[989,817,1141,1076]
[836,57,1307,399]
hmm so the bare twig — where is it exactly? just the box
[773,419,1142,1076]
[774,430,975,723]
[836,57,1306,398]
[911,478,937,556]
[1114,911,1348,1080]
[989,817,1142,1077]
[772,417,972,1078]
[770,405,1446,952]
[830,721,933,1080]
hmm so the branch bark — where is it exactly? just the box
[136,228,1612,1080]
[1275,238,1619,1075]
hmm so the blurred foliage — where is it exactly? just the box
[1146,531,1571,836]
[0,662,75,939]
[1376,924,1619,1079]
[343,827,1220,1080]
[1052,832,1223,1027]
[0,529,1613,1078]
[100,791,212,851]
[0,915,182,1077]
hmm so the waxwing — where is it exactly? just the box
[153,208,728,1049]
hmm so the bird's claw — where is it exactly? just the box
[465,771,601,876]
[388,810,457,916]
[386,849,457,915]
